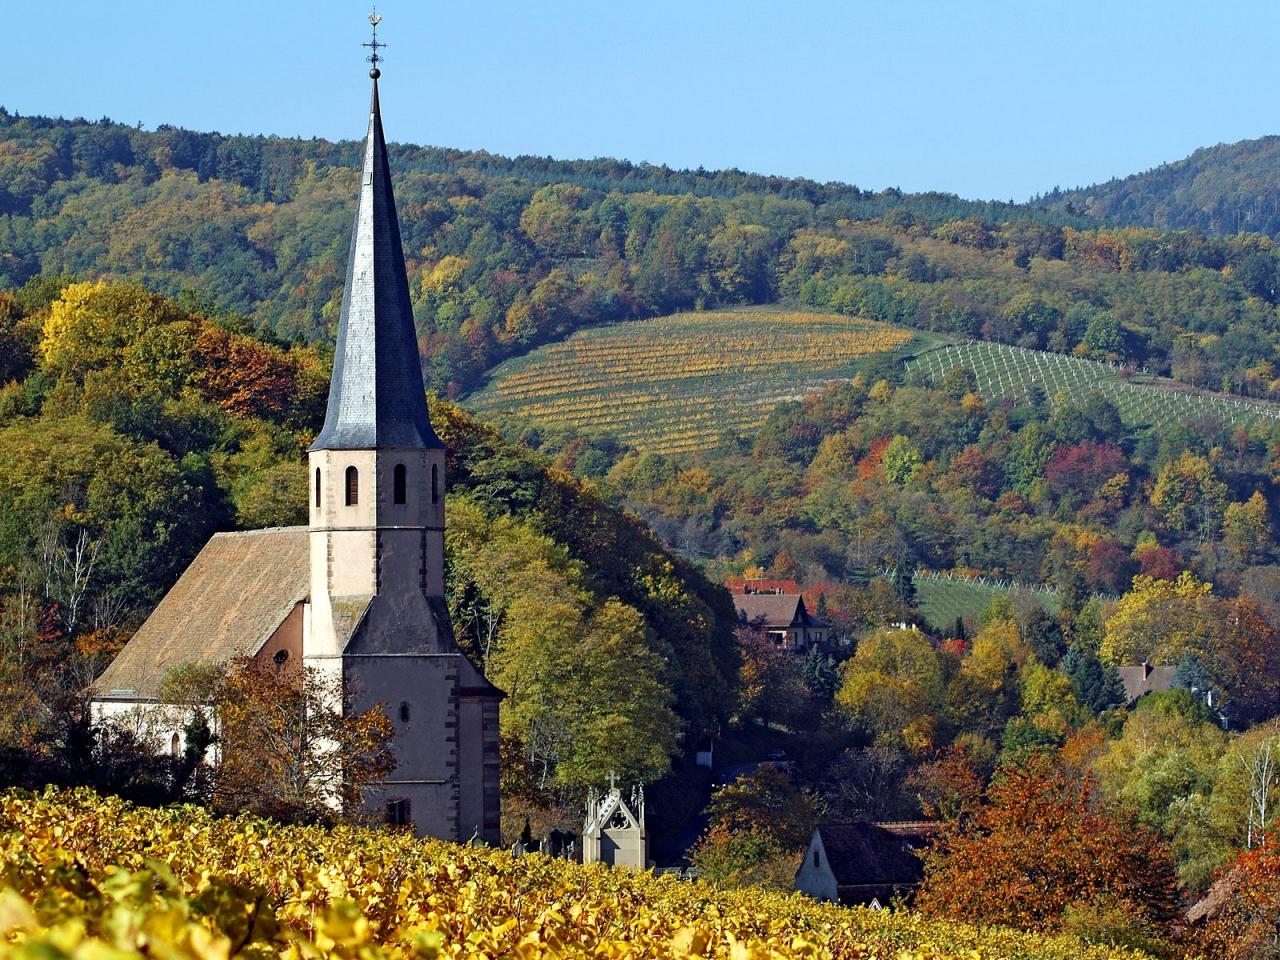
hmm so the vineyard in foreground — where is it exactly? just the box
[906,341,1280,433]
[0,788,1154,960]
[467,310,916,454]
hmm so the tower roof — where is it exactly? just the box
[311,76,441,451]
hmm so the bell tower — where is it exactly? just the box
[303,31,501,843]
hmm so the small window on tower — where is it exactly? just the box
[314,468,321,508]
[386,798,411,827]
[394,464,407,505]
[431,464,439,504]
[400,701,410,722]
[345,466,359,506]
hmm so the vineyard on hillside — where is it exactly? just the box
[913,572,1061,635]
[467,310,916,454]
[0,788,1156,960]
[906,341,1280,432]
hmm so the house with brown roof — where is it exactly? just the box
[794,822,939,906]
[732,590,830,652]
[91,62,501,845]
[1117,661,1176,705]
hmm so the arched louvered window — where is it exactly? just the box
[345,466,359,506]
[431,463,439,504]
[393,463,407,505]
[314,467,321,508]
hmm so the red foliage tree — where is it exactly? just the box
[1044,441,1129,497]
[1084,539,1134,595]
[916,754,1179,933]
[856,436,892,481]
[1218,596,1280,725]
[1136,544,1180,580]
[946,444,1004,500]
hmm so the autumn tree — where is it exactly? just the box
[1218,596,1280,725]
[917,754,1179,933]
[907,742,988,821]
[1224,490,1273,564]
[944,617,1030,740]
[1100,571,1217,665]
[446,496,679,791]
[40,280,184,381]
[1092,697,1228,891]
[836,627,944,751]
[881,434,923,486]
[1151,450,1228,539]
[735,622,812,728]
[689,765,819,890]
[211,657,395,825]
[1199,833,1280,960]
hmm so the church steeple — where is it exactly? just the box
[310,69,440,452]
[301,12,500,844]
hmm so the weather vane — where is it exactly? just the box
[364,7,386,78]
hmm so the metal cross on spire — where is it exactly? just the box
[364,7,386,78]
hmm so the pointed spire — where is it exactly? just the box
[311,70,440,452]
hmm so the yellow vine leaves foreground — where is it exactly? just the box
[466,310,914,454]
[0,788,1156,960]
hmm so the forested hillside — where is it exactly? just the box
[0,278,737,820]
[1037,135,1280,238]
[0,106,1064,393]
[12,108,1280,406]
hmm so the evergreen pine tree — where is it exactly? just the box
[1063,644,1125,713]
[889,561,916,608]
[801,645,840,701]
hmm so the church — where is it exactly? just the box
[90,59,502,844]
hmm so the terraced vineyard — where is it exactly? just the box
[468,310,916,454]
[907,341,1280,432]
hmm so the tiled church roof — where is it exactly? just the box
[91,527,310,700]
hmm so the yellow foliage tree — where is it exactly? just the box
[1224,490,1272,562]
[944,618,1030,739]
[419,255,470,302]
[1021,661,1084,736]
[836,627,943,750]
[1100,572,1217,665]
[1151,451,1227,539]
[41,281,184,380]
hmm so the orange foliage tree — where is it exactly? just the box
[1201,832,1280,960]
[192,324,298,420]
[916,754,1179,933]
[907,743,987,821]
[210,657,395,825]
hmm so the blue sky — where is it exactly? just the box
[4,1,1277,201]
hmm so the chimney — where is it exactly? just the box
[1141,661,1152,681]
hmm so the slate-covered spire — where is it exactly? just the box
[311,74,441,451]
